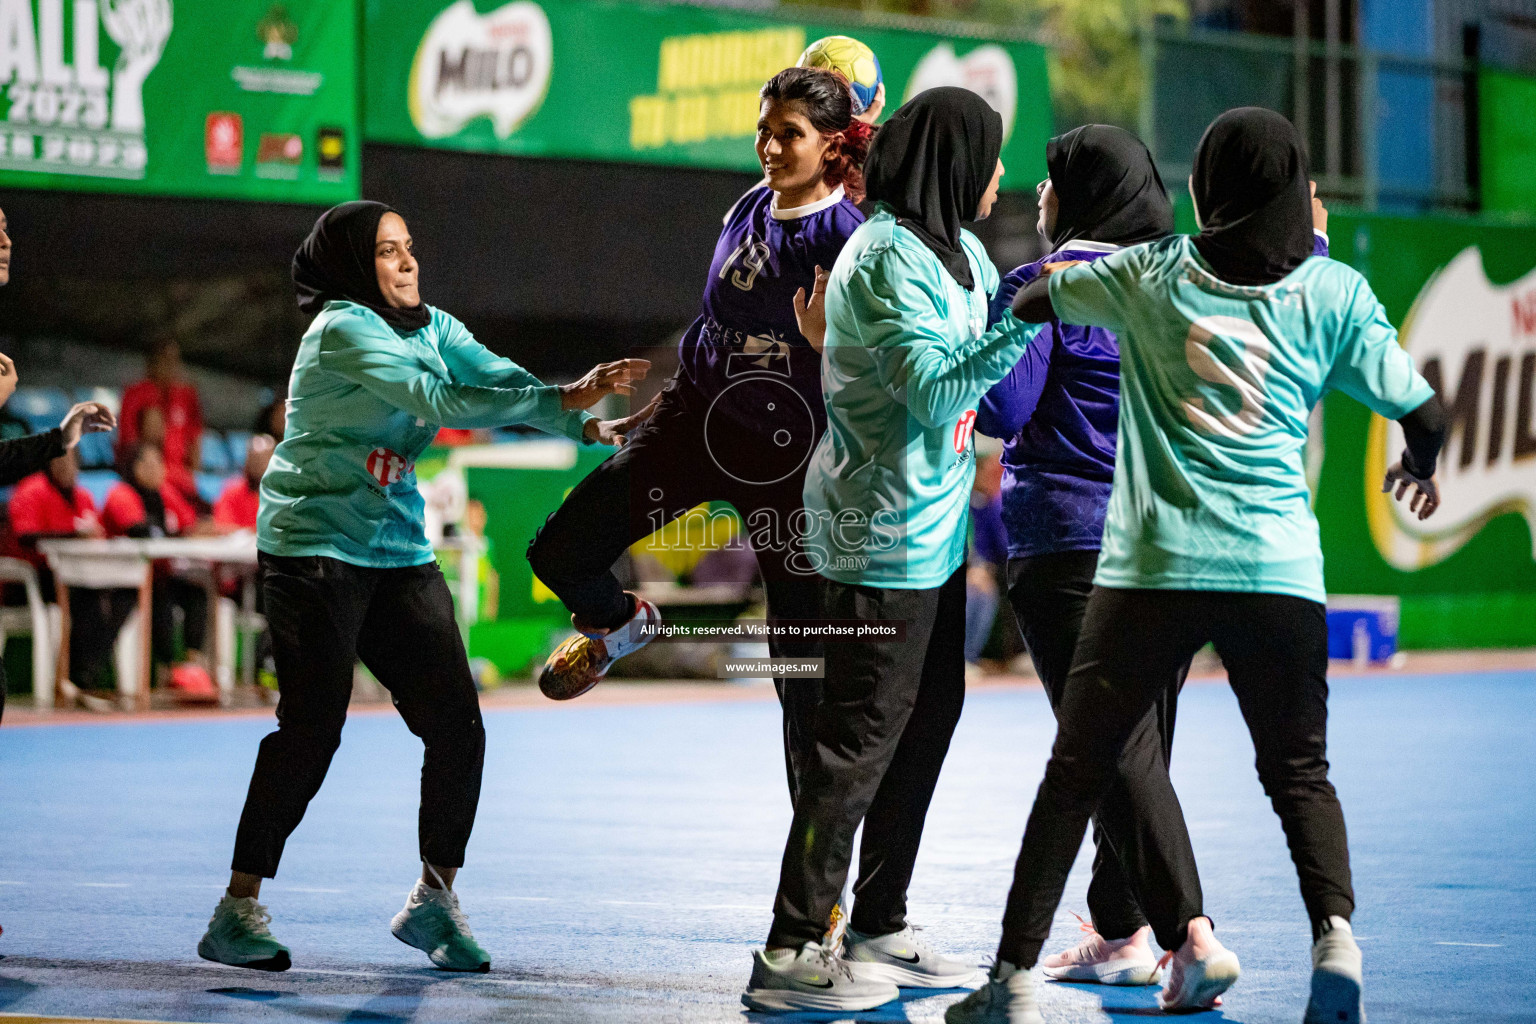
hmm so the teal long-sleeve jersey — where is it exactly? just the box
[803,208,1043,589]
[1049,235,1433,602]
[258,301,594,568]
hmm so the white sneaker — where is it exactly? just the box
[742,941,899,1012]
[1305,916,1365,1024]
[538,594,660,700]
[390,880,490,972]
[1158,935,1240,1011]
[197,894,291,971]
[844,924,980,987]
[1040,920,1160,985]
[945,963,1043,1024]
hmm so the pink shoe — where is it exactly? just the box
[1157,918,1240,1011]
[1041,915,1161,986]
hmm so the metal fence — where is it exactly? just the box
[1141,24,1484,213]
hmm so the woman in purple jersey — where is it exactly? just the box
[976,125,1181,987]
[527,66,870,801]
[974,127,1336,994]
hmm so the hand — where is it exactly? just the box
[584,392,661,446]
[0,352,16,408]
[613,392,661,433]
[60,401,118,448]
[1040,260,1086,276]
[560,358,651,411]
[584,414,641,447]
[855,82,886,125]
[793,265,829,353]
[1382,461,1439,520]
[1310,180,1328,235]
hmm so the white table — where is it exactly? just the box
[39,535,259,710]
[38,535,486,710]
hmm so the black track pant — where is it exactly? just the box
[1006,551,1188,941]
[152,575,207,663]
[768,567,967,947]
[998,587,1353,966]
[526,374,825,803]
[231,554,486,877]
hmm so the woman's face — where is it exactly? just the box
[756,99,834,197]
[0,205,10,286]
[1036,177,1058,241]
[134,446,166,492]
[976,159,1004,221]
[375,212,420,308]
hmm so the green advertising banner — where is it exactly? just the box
[1480,69,1536,219]
[0,0,358,202]
[1317,211,1536,647]
[363,0,1051,190]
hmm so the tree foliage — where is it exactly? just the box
[784,0,1188,129]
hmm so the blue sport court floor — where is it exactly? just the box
[1,667,1532,1024]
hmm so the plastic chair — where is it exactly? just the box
[9,387,72,433]
[77,470,118,509]
[224,430,254,465]
[199,429,233,473]
[76,431,116,469]
[197,472,232,506]
[0,557,58,711]
[73,386,122,417]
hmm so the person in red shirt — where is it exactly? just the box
[104,441,212,680]
[117,338,204,509]
[7,449,136,692]
[213,435,274,532]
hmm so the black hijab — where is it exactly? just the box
[1189,107,1314,286]
[1045,125,1172,252]
[864,87,1004,289]
[292,200,430,336]
[117,441,167,538]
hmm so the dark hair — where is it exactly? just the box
[760,66,874,203]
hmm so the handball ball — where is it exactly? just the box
[797,35,882,115]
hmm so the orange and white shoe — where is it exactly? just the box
[538,594,661,700]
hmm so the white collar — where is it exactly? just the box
[771,186,845,221]
[1052,239,1121,254]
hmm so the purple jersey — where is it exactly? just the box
[679,185,864,440]
[978,230,1331,560]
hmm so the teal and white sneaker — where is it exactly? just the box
[944,962,1043,1024]
[1305,916,1365,1024]
[390,880,491,972]
[742,941,900,1012]
[197,894,291,971]
[844,924,980,987]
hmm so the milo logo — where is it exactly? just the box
[1367,246,1536,570]
[408,0,552,140]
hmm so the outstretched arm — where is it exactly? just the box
[978,266,1054,439]
[853,250,1044,429]
[321,316,571,433]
